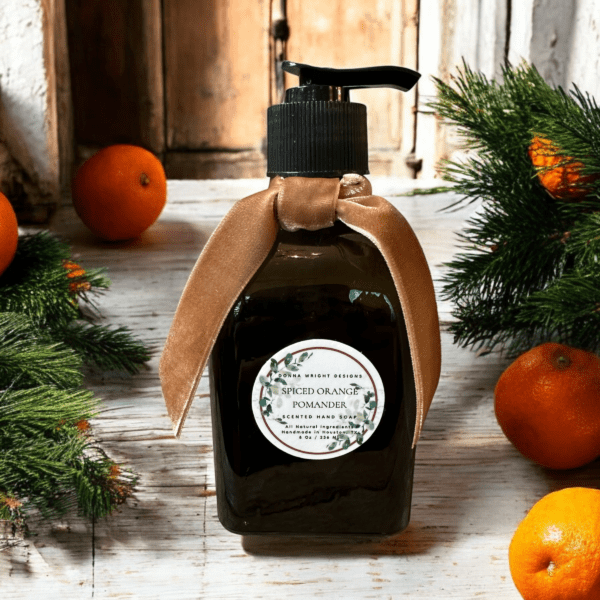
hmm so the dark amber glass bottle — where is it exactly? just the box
[209,220,416,535]
[209,61,422,535]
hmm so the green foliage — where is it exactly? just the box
[0,232,150,371]
[57,321,151,374]
[0,313,83,389]
[430,61,600,355]
[0,232,147,530]
[0,231,108,325]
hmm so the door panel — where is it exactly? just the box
[66,0,164,153]
[65,0,417,178]
[163,0,270,151]
[286,0,406,173]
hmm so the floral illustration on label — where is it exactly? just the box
[251,339,385,460]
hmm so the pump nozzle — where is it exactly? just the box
[267,60,421,178]
[282,61,420,92]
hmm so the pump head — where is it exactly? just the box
[267,61,420,178]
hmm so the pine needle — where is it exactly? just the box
[429,61,600,355]
[0,231,149,529]
[58,322,152,375]
[0,313,84,389]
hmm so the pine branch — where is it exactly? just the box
[432,62,559,170]
[0,386,96,433]
[0,232,150,374]
[516,270,600,351]
[57,322,152,374]
[532,85,600,189]
[0,232,110,327]
[72,456,137,519]
[0,313,83,389]
[430,61,600,354]
[0,386,135,520]
[0,386,95,518]
[567,211,600,265]
[0,232,148,527]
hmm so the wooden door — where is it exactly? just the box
[162,0,271,178]
[66,0,164,154]
[66,0,418,179]
[285,0,418,176]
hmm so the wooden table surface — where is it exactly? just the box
[3,177,598,599]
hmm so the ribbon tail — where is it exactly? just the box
[337,195,442,447]
[159,182,281,436]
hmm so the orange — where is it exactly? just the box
[71,144,167,241]
[0,191,18,277]
[528,136,597,200]
[495,342,600,469]
[509,487,600,600]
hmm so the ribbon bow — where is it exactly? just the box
[160,174,441,447]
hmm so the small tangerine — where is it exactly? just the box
[71,144,167,241]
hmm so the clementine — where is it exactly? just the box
[528,136,597,200]
[0,191,18,277]
[71,144,167,241]
[495,342,600,469]
[509,487,600,600]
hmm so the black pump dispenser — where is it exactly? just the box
[267,61,420,178]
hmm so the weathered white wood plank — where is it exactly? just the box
[7,177,595,599]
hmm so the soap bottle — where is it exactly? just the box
[209,61,431,536]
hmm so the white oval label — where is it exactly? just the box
[251,339,385,460]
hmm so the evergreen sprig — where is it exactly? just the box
[532,85,600,186]
[0,313,84,389]
[0,232,150,371]
[430,61,600,355]
[58,322,151,374]
[0,231,109,326]
[0,232,147,531]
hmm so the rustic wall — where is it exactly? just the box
[416,0,600,178]
[564,0,600,96]
[0,0,61,220]
[509,0,600,97]
[510,0,577,87]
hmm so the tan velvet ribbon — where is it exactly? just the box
[160,174,441,447]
